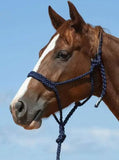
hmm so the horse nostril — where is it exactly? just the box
[15,101,24,112]
[15,101,27,118]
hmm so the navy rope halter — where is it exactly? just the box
[27,33,106,160]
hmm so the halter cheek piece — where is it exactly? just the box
[27,33,106,160]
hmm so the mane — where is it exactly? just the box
[94,25,119,43]
[106,33,119,43]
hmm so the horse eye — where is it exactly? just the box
[56,50,71,61]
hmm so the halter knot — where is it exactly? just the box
[91,57,101,67]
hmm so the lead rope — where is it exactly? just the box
[27,32,106,160]
[54,74,94,160]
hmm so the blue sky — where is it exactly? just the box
[0,0,119,160]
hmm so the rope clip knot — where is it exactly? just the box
[56,133,66,144]
[56,125,66,144]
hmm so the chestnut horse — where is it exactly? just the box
[10,1,119,131]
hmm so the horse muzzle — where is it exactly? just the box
[10,99,44,130]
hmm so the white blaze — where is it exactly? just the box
[11,34,59,105]
[33,34,59,72]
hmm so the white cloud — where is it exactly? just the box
[0,124,119,155]
[62,127,119,153]
[0,126,53,148]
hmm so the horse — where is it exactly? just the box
[10,1,119,130]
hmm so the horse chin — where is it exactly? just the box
[23,119,42,130]
[23,109,44,130]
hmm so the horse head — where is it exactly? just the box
[10,2,102,129]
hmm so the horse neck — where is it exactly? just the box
[102,33,119,120]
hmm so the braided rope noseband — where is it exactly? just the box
[27,33,106,160]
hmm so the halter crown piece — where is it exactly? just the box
[27,32,106,160]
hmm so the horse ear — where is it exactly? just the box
[68,1,86,32]
[48,6,65,30]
